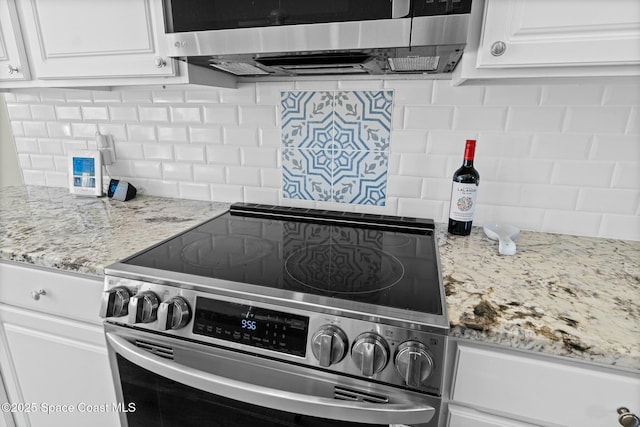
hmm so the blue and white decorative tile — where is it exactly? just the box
[280,90,393,206]
[281,91,333,149]
[282,148,332,201]
[332,150,389,205]
[334,91,393,152]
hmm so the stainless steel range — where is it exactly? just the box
[101,203,449,427]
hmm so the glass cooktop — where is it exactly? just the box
[122,203,442,315]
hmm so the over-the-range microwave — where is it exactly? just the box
[162,0,473,77]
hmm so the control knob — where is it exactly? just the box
[99,286,131,318]
[158,297,191,330]
[351,333,389,377]
[311,325,348,367]
[128,291,160,324]
[394,341,434,387]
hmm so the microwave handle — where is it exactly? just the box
[392,0,411,18]
[107,333,434,425]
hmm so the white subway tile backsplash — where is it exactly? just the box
[454,106,507,131]
[241,147,277,167]
[551,161,615,187]
[55,106,82,120]
[519,184,579,210]
[239,106,277,126]
[226,166,261,186]
[203,106,238,124]
[5,80,639,240]
[404,106,453,129]
[71,122,98,138]
[599,214,640,241]
[108,106,138,122]
[256,82,294,105]
[127,124,156,141]
[577,188,638,214]
[506,107,565,132]
[193,164,226,184]
[178,182,211,201]
[162,162,192,181]
[206,145,241,165]
[131,161,162,179]
[591,135,639,161]
[190,126,222,144]
[143,144,173,160]
[211,184,243,203]
[139,106,169,122]
[542,210,602,237]
[433,81,484,105]
[611,162,640,189]
[81,106,109,121]
[151,90,184,104]
[158,126,189,143]
[387,176,422,198]
[30,105,56,121]
[565,107,631,133]
[390,130,427,153]
[171,106,202,123]
[484,85,541,106]
[223,127,259,146]
[541,85,604,105]
[22,122,48,137]
[531,134,592,159]
[38,139,63,155]
[383,80,432,105]
[175,145,206,163]
[602,85,640,106]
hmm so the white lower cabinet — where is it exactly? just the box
[448,405,537,427]
[447,341,640,427]
[0,262,118,427]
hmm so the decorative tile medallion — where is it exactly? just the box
[281,91,393,205]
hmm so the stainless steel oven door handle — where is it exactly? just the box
[107,333,435,425]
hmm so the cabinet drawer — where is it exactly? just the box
[0,261,103,324]
[448,405,537,427]
[451,343,640,427]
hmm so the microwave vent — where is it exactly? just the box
[388,56,440,72]
[210,62,270,76]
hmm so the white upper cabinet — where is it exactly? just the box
[0,0,236,89]
[15,0,175,79]
[0,0,30,82]
[477,0,640,68]
[454,0,640,83]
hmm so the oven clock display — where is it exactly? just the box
[193,297,309,357]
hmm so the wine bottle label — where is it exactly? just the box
[449,182,478,221]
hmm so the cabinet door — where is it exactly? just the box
[0,0,30,81]
[448,405,537,427]
[15,0,175,79]
[477,0,640,68]
[0,306,119,427]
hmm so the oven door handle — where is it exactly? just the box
[107,333,435,425]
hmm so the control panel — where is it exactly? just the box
[100,278,446,394]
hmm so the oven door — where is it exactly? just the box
[105,324,440,427]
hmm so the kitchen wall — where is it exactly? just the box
[0,98,23,187]
[3,79,639,241]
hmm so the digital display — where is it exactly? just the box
[193,297,308,357]
[72,157,96,188]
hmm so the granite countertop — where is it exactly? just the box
[1,186,638,371]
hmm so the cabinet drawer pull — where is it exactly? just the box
[618,407,640,427]
[31,289,46,301]
[7,64,20,75]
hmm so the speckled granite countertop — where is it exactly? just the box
[1,186,638,371]
[0,186,228,276]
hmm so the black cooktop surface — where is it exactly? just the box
[123,204,442,315]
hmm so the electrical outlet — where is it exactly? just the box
[97,133,116,165]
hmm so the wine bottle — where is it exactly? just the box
[448,139,479,236]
